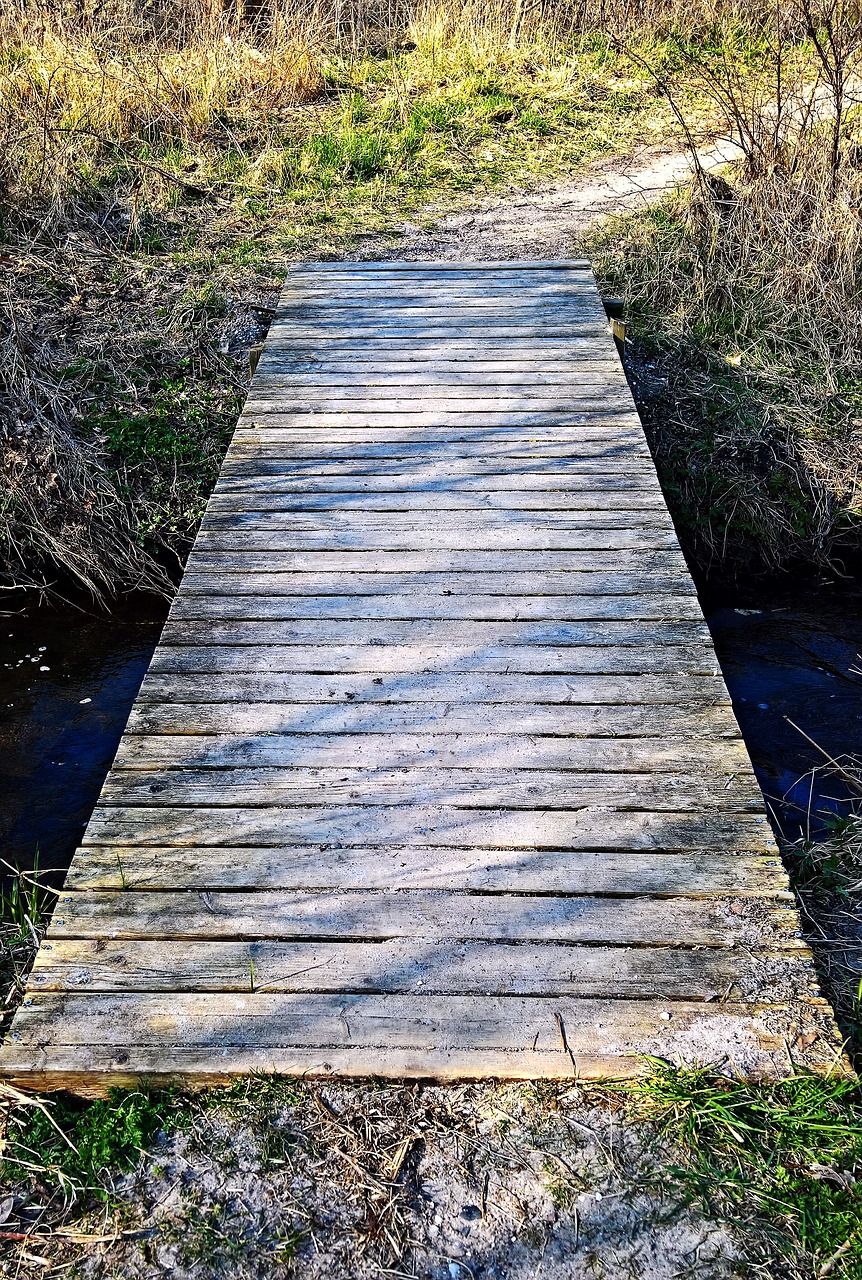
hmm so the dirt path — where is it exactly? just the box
[71,1082,745,1280]
[352,140,739,262]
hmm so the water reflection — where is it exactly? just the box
[0,595,164,885]
[699,572,862,840]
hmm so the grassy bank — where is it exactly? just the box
[0,0,776,597]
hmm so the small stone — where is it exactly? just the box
[460,1205,482,1221]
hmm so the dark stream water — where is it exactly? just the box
[699,572,862,842]
[1,573,862,888]
[0,597,164,887]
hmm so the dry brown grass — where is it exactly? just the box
[0,0,759,598]
[590,0,862,572]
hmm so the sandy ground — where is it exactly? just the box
[346,139,739,263]
[73,1082,747,1280]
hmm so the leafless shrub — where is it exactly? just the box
[594,0,862,570]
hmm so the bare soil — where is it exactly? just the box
[343,142,736,263]
[71,1082,745,1280]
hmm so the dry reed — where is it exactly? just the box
[591,0,862,570]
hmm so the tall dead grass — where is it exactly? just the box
[0,0,765,215]
[592,0,862,570]
[0,0,776,596]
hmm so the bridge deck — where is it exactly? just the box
[0,261,839,1094]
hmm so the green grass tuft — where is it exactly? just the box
[620,1063,862,1274]
[2,1089,163,1196]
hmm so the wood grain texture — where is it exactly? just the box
[4,994,832,1090]
[124,702,741,737]
[97,766,763,811]
[146,644,722,676]
[80,807,775,850]
[64,849,786,894]
[158,618,713,646]
[115,731,749,768]
[183,551,692,573]
[0,259,829,1095]
[179,569,698,595]
[169,593,705,621]
[134,671,737,704]
[27,939,815,997]
[44,892,797,945]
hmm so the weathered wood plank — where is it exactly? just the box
[264,328,615,343]
[169,594,704,622]
[251,369,626,385]
[147,644,721,676]
[98,767,762,812]
[286,259,591,270]
[273,316,610,333]
[159,619,711,647]
[27,938,814,998]
[230,428,648,446]
[135,671,734,704]
[261,342,621,358]
[113,732,750,771]
[279,281,599,293]
[123,702,740,738]
[47,891,791,944]
[229,446,656,470]
[0,1051,645,1092]
[3,993,804,1061]
[218,456,658,476]
[216,460,665,484]
[80,807,775,851]
[65,848,782,894]
[229,438,649,459]
[0,994,811,1086]
[184,552,691,574]
[240,407,643,427]
[256,355,626,373]
[0,1047,778,1093]
[240,395,637,416]
[193,525,677,551]
[205,493,668,514]
[179,570,698,596]
[228,423,645,441]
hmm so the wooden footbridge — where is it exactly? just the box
[0,261,839,1094]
